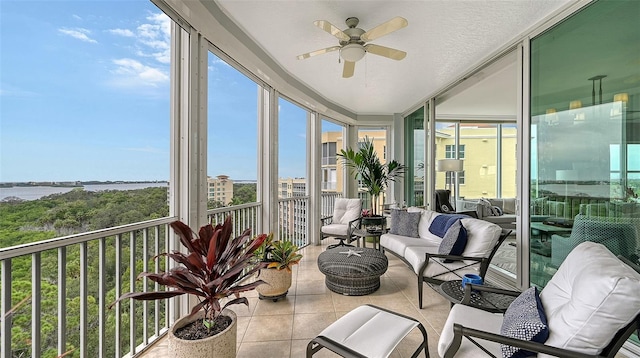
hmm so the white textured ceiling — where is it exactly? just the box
[213,0,572,116]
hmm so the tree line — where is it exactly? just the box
[0,183,257,357]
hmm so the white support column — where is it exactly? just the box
[170,24,208,320]
[427,99,436,211]
[309,112,322,245]
[344,124,359,199]
[517,41,530,291]
[260,88,279,234]
[168,20,184,323]
[390,113,405,205]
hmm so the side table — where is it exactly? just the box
[352,227,387,250]
[438,280,518,313]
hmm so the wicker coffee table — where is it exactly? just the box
[317,247,388,295]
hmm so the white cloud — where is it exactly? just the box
[135,13,171,64]
[108,28,135,37]
[104,12,171,92]
[58,28,97,43]
[111,58,168,87]
[72,14,82,20]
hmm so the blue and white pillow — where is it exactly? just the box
[500,286,549,358]
[437,219,467,261]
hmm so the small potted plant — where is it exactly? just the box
[110,216,268,358]
[254,234,303,301]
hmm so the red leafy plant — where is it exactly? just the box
[110,216,268,333]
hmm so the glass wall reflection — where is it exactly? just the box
[530,0,640,288]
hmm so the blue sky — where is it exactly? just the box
[1,1,340,182]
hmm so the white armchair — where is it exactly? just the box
[320,198,362,249]
[439,241,640,358]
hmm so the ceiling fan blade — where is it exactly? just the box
[360,16,408,42]
[365,44,406,60]
[313,20,350,42]
[296,46,341,60]
[342,61,355,78]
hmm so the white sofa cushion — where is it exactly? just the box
[438,304,503,358]
[380,233,440,257]
[540,241,640,356]
[407,207,438,239]
[460,218,502,257]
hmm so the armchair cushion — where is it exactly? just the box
[540,241,640,355]
[500,287,548,358]
[438,304,504,357]
[438,219,468,261]
[389,209,420,238]
[333,198,361,224]
[321,223,350,236]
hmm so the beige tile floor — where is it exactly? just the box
[139,241,452,357]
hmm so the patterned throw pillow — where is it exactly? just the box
[500,287,549,358]
[389,209,421,238]
[437,219,467,261]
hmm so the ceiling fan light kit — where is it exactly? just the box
[340,44,366,62]
[297,16,408,78]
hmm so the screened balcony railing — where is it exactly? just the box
[1,194,348,358]
[207,202,262,239]
[0,217,175,358]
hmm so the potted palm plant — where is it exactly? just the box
[254,234,303,301]
[337,136,405,218]
[110,216,267,358]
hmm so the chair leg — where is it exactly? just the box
[327,238,355,249]
[306,339,322,357]
[418,276,423,309]
[412,322,430,358]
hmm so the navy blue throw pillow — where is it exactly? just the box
[500,287,549,358]
[437,219,467,261]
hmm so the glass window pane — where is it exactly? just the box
[207,52,258,207]
[321,119,344,217]
[405,107,425,206]
[278,97,307,198]
[1,1,170,230]
[530,0,640,289]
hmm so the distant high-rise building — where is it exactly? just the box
[207,175,234,205]
[278,177,307,198]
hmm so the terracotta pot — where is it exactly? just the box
[255,268,292,299]
[168,309,237,358]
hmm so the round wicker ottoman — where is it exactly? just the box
[317,247,388,295]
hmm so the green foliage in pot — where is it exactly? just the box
[337,136,405,216]
[254,233,303,272]
[110,216,268,334]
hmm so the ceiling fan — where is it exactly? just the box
[297,16,408,78]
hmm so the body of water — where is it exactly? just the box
[0,182,169,201]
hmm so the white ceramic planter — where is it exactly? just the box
[255,268,292,299]
[168,309,237,358]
